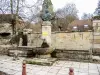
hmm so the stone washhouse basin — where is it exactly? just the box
[34,47,53,55]
[33,41,54,55]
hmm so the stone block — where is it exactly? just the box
[25,58,57,66]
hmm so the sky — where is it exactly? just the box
[51,0,98,18]
[26,0,98,19]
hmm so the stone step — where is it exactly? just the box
[93,48,100,55]
[55,49,89,53]
[9,46,33,50]
[92,56,100,61]
[25,58,57,66]
[8,46,34,57]
[54,49,90,61]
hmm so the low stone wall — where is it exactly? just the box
[26,32,92,60]
[8,46,34,57]
[0,32,93,59]
[52,49,90,61]
[28,32,92,51]
[27,33,42,47]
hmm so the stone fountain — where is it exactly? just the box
[35,21,53,58]
[8,0,56,65]
[33,0,55,58]
[25,0,56,65]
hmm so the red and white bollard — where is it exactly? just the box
[22,61,26,75]
[69,68,74,75]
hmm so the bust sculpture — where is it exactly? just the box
[40,0,54,21]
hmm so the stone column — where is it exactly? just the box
[19,37,23,46]
[93,20,100,32]
[91,20,100,61]
[42,21,52,47]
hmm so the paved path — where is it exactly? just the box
[0,56,100,75]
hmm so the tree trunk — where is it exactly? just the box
[10,0,20,35]
[10,0,15,35]
[15,0,20,34]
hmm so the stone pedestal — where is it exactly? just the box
[33,21,53,59]
[42,21,52,47]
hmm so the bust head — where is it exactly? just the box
[40,0,54,21]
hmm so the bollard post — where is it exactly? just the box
[69,68,74,75]
[22,61,26,75]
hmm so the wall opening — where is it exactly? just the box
[0,33,10,37]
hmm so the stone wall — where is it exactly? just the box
[0,45,12,55]
[28,33,43,47]
[28,32,92,51]
[52,32,92,50]
[0,32,92,59]
[92,20,100,55]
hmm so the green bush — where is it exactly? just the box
[93,16,100,20]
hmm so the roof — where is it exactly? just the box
[0,14,26,31]
[68,20,93,31]
[68,20,92,27]
[0,14,22,23]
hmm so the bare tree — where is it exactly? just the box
[0,0,43,34]
[53,3,78,31]
[81,13,93,20]
[0,0,10,13]
[56,3,78,18]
